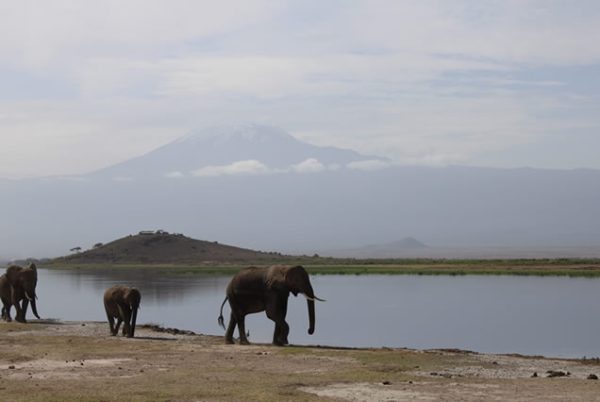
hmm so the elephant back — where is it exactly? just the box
[5,265,24,287]
[0,273,8,291]
[5,264,37,288]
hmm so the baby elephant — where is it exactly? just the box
[103,285,141,338]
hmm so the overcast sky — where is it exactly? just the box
[1,1,599,178]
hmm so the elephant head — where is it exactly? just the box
[268,265,325,335]
[123,287,141,337]
[6,263,40,320]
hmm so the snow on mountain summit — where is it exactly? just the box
[90,125,388,179]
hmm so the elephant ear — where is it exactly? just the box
[28,263,38,282]
[125,287,141,307]
[5,265,23,287]
[265,265,287,290]
[284,265,308,295]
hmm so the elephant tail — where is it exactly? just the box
[217,297,228,330]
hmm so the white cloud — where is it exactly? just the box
[291,158,326,174]
[2,1,600,177]
[0,1,282,70]
[164,171,185,179]
[346,160,391,172]
[191,160,271,177]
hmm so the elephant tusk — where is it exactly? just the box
[25,291,34,301]
[304,294,326,302]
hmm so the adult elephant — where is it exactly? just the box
[103,285,141,338]
[218,265,325,346]
[4,263,40,323]
[0,273,12,321]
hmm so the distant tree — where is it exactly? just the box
[93,242,103,249]
[70,247,82,253]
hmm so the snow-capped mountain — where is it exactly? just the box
[90,124,388,179]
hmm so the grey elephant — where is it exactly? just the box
[0,273,11,321]
[218,265,324,346]
[103,285,141,338]
[1,263,41,323]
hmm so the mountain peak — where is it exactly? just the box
[90,124,388,179]
[178,124,296,145]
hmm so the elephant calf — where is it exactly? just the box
[103,285,141,338]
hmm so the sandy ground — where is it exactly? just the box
[1,320,600,401]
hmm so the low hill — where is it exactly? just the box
[53,232,285,264]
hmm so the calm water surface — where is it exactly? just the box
[32,268,600,358]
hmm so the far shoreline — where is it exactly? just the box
[36,258,600,277]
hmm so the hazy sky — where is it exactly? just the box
[1,1,600,178]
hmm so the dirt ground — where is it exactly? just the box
[1,320,600,401]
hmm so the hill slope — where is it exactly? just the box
[53,233,284,264]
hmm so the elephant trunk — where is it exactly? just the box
[304,284,316,335]
[307,298,315,335]
[129,306,138,338]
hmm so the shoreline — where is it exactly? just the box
[37,259,600,277]
[2,320,600,401]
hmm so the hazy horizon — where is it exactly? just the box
[1,2,600,260]
[2,125,600,260]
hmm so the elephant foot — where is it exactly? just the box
[15,317,27,323]
[225,338,235,345]
[239,339,250,345]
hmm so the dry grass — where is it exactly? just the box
[1,321,600,401]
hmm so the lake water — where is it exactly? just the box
[28,268,600,358]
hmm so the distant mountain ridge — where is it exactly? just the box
[89,124,388,179]
[2,125,600,259]
[53,232,286,264]
[324,237,429,258]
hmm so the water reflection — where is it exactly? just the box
[33,269,600,358]
[48,268,222,302]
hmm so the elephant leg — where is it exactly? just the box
[237,313,250,345]
[114,317,123,335]
[228,299,250,345]
[116,304,130,336]
[122,310,131,337]
[106,314,117,335]
[280,321,290,345]
[13,299,28,323]
[266,295,289,346]
[4,304,12,322]
[225,312,237,344]
[21,299,30,322]
[12,294,25,323]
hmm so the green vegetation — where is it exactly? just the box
[31,233,600,277]
[41,258,600,277]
